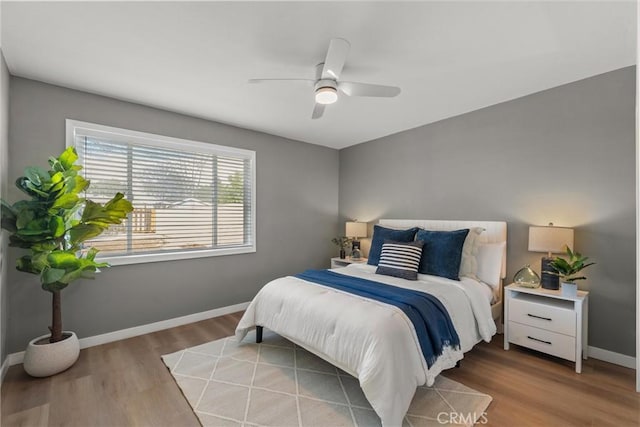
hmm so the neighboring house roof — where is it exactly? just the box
[167,198,212,207]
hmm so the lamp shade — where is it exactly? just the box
[345,221,367,238]
[528,225,574,254]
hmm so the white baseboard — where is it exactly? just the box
[5,301,250,367]
[0,356,9,383]
[588,346,636,369]
[7,351,23,367]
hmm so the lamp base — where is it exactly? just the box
[540,257,559,290]
[351,240,362,260]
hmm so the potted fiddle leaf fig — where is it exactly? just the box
[0,147,133,377]
[546,247,595,297]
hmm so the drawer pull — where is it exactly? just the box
[527,336,552,345]
[527,313,552,321]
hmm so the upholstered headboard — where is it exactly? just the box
[377,219,508,279]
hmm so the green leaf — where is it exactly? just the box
[86,247,100,262]
[59,269,93,284]
[17,217,51,236]
[59,266,97,284]
[41,267,66,285]
[16,209,34,229]
[16,256,39,275]
[81,193,133,227]
[51,193,79,210]
[1,216,17,233]
[31,241,59,252]
[16,177,48,198]
[8,235,35,249]
[49,216,65,238]
[73,175,89,193]
[48,157,66,174]
[1,199,17,219]
[550,248,596,281]
[55,252,109,284]
[47,251,81,269]
[49,171,64,186]
[69,223,104,244]
[24,167,48,186]
[58,147,78,170]
[1,213,17,233]
[13,199,47,212]
[31,251,51,272]
[48,181,66,197]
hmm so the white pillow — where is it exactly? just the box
[476,241,506,288]
[459,227,485,278]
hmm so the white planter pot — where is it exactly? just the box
[561,282,578,298]
[23,331,80,377]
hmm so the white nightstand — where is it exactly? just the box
[330,257,368,269]
[504,283,589,373]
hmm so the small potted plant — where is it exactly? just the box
[331,236,352,259]
[546,247,595,297]
[1,147,133,377]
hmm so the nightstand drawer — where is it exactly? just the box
[508,321,576,361]
[509,296,576,336]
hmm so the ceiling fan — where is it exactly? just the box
[249,38,401,119]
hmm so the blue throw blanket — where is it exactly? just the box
[295,269,461,368]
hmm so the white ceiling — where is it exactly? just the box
[1,1,636,149]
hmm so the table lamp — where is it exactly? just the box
[346,221,367,260]
[528,223,574,290]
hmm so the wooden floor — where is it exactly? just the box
[2,312,638,426]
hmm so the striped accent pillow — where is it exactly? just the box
[375,240,425,280]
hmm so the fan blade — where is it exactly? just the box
[311,103,325,119]
[248,78,315,85]
[338,81,401,98]
[321,38,350,80]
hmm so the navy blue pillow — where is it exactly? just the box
[367,225,419,266]
[415,229,470,280]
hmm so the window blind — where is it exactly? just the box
[67,120,256,265]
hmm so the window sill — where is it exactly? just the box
[98,245,256,266]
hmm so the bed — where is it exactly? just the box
[236,219,507,427]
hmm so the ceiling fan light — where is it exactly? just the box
[315,87,338,104]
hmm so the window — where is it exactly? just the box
[66,120,256,265]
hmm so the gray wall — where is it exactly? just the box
[0,50,9,362]
[6,77,339,353]
[340,67,636,356]
[5,68,636,358]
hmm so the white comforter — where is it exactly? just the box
[236,264,496,427]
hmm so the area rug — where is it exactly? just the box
[162,330,492,427]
